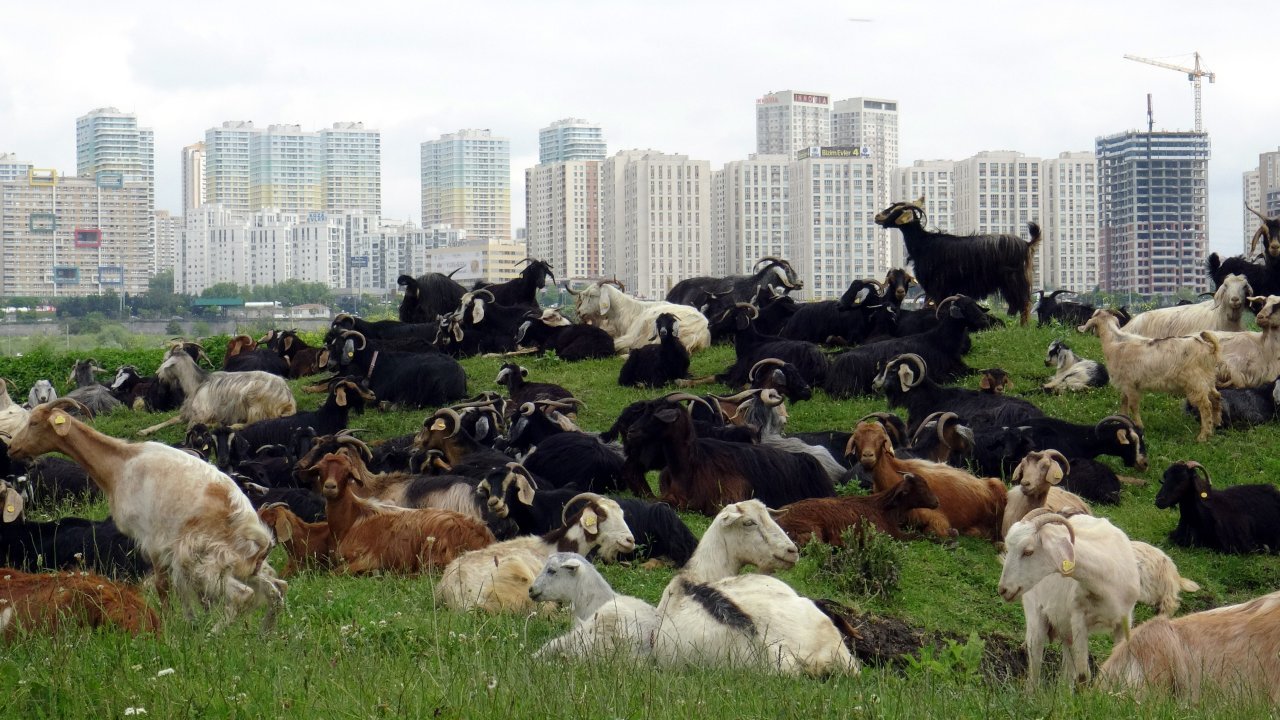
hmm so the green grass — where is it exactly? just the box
[4,322,1279,718]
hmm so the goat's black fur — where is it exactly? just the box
[398,270,467,323]
[1156,461,1280,554]
[515,315,614,361]
[326,331,466,408]
[619,313,689,388]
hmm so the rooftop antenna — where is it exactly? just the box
[1146,93,1154,133]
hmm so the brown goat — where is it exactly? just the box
[847,421,1006,539]
[776,473,939,545]
[311,452,495,574]
[222,334,257,365]
[978,368,1012,394]
[0,568,160,638]
[257,504,335,576]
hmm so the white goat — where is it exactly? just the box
[999,509,1139,689]
[527,552,659,660]
[1123,273,1252,339]
[6,399,285,629]
[1130,541,1200,616]
[651,500,858,676]
[0,379,30,439]
[138,346,296,436]
[1209,295,1280,388]
[25,379,56,408]
[1078,309,1221,441]
[1001,451,1092,539]
[435,494,635,613]
[571,281,711,353]
[1041,340,1108,393]
[1099,589,1280,703]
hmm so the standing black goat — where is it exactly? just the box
[474,258,555,309]
[1206,205,1280,295]
[618,313,689,388]
[398,268,467,323]
[876,199,1041,324]
[1156,461,1280,554]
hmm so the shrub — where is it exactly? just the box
[801,520,904,600]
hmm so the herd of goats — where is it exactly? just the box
[2,199,1280,701]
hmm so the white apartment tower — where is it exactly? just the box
[788,148,881,299]
[76,108,154,273]
[321,122,381,215]
[525,161,602,279]
[182,142,206,217]
[756,91,831,158]
[599,151,710,298]
[891,160,956,232]
[832,97,899,268]
[1041,152,1099,291]
[204,121,256,212]
[154,210,181,277]
[1243,168,1261,254]
[539,119,606,163]
[953,150,1043,284]
[178,208,348,294]
[421,129,511,242]
[249,125,322,214]
[712,155,790,277]
[0,154,33,184]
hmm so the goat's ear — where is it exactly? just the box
[979,375,993,391]
[318,349,330,366]
[561,557,582,572]
[1115,429,1130,445]
[1011,462,1025,486]
[654,408,681,424]
[598,289,611,315]
[471,300,486,324]
[1044,527,1075,576]
[2,487,22,522]
[896,363,914,392]
[516,474,535,506]
[1047,460,1065,484]
[334,387,348,407]
[895,211,913,225]
[48,411,72,437]
[272,514,293,542]
[283,336,294,351]
[1193,473,1212,498]
[579,506,599,535]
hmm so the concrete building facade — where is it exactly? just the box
[1096,131,1210,294]
[788,149,881,299]
[1041,152,1100,291]
[182,142,205,218]
[155,210,181,277]
[0,154,32,184]
[712,155,790,277]
[421,129,510,243]
[539,119,606,163]
[756,90,831,159]
[525,160,602,280]
[832,97,899,268]
[1243,168,1261,254]
[953,150,1043,285]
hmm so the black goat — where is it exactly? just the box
[397,269,467,323]
[519,433,629,495]
[876,199,1041,324]
[1186,377,1280,428]
[325,330,467,408]
[875,353,1044,434]
[108,365,184,412]
[571,494,697,566]
[706,304,828,389]
[515,309,614,361]
[706,284,798,342]
[1205,205,1280,294]
[497,363,573,406]
[1060,457,1122,505]
[746,357,813,402]
[274,330,331,379]
[1034,290,1096,326]
[0,485,147,579]
[437,290,523,356]
[236,478,327,523]
[622,395,834,515]
[233,377,374,458]
[970,414,1146,480]
[474,258,554,309]
[618,313,689,388]
[780,279,895,345]
[1156,461,1280,554]
[667,257,803,309]
[326,314,440,354]
[824,296,988,398]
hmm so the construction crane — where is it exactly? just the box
[1124,52,1215,132]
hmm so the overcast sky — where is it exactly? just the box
[3,0,1275,256]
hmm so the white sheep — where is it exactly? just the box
[6,399,285,630]
[1123,273,1252,339]
[999,509,1139,689]
[1001,450,1092,539]
[1099,589,1280,703]
[435,494,635,613]
[651,500,858,676]
[527,552,659,659]
[1041,340,1108,393]
[1209,295,1280,388]
[1078,309,1221,441]
[571,281,711,353]
[1130,541,1200,616]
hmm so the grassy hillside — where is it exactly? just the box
[3,322,1278,718]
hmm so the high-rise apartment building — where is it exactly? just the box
[1243,168,1261,254]
[203,121,380,215]
[1041,152,1100,291]
[525,160,602,279]
[891,160,956,234]
[953,150,1043,285]
[756,91,830,158]
[421,129,511,242]
[832,97,899,269]
[76,108,154,269]
[539,119,606,164]
[0,154,32,184]
[182,142,205,217]
[599,151,710,299]
[424,238,527,286]
[1096,131,1210,294]
[788,148,881,299]
[155,210,182,277]
[712,155,790,277]
[177,207,347,294]
[0,173,152,296]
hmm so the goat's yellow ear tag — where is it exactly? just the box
[53,415,65,425]
[1200,492,1208,499]
[430,419,447,431]
[1060,559,1075,575]
[581,508,598,531]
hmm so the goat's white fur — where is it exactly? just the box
[0,380,30,440]
[651,500,858,676]
[1208,295,1280,388]
[999,512,1139,688]
[528,552,659,659]
[138,348,295,436]
[1123,274,1252,339]
[1042,341,1106,394]
[435,498,634,613]
[1079,310,1221,441]
[574,283,711,353]
[1001,451,1092,538]
[1131,540,1200,616]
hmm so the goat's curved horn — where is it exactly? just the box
[519,402,536,416]
[332,435,373,461]
[1096,414,1137,431]
[935,295,963,319]
[514,257,534,267]
[341,330,367,350]
[537,398,585,412]
[708,389,761,404]
[662,392,709,405]
[601,277,626,292]
[1025,509,1076,544]
[895,353,928,388]
[1251,226,1269,257]
[434,408,465,438]
[1246,203,1271,223]
[857,412,899,426]
[333,312,354,325]
[471,288,496,302]
[747,358,786,383]
[909,411,948,447]
[446,266,464,279]
[260,501,290,511]
[563,281,580,296]
[1183,460,1213,488]
[561,492,604,526]
[46,397,92,416]
[1048,290,1077,299]
[758,388,784,407]
[1043,450,1071,478]
[733,302,759,320]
